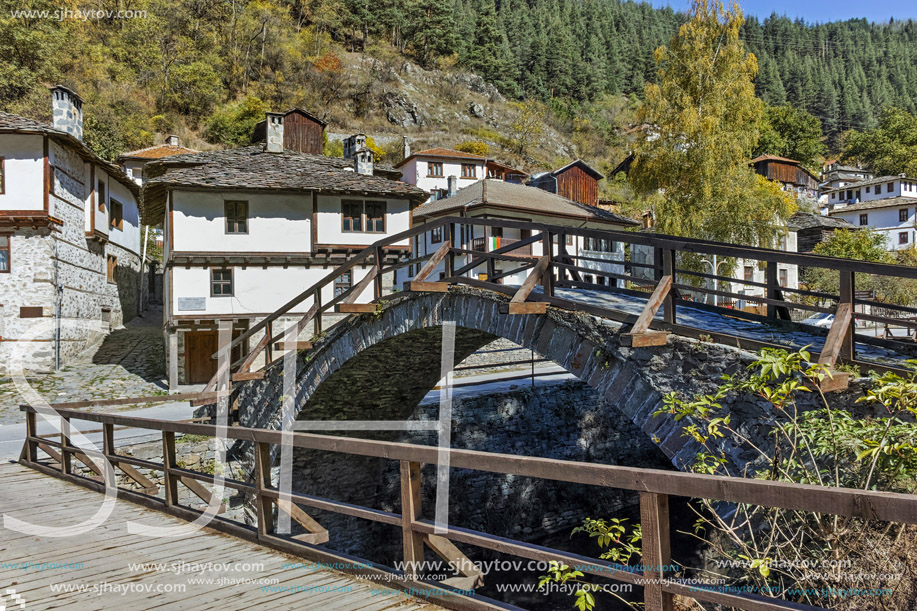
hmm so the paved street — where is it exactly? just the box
[0,308,168,426]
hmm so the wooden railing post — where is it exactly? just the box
[314,290,323,336]
[640,492,674,611]
[265,321,273,364]
[24,410,37,462]
[400,460,425,581]
[662,249,676,324]
[254,441,274,537]
[765,261,791,320]
[541,232,554,297]
[162,431,179,507]
[60,416,72,475]
[102,422,116,486]
[373,247,384,300]
[838,269,855,361]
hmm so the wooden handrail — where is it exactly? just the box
[19,404,917,611]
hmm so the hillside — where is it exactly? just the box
[3,0,916,177]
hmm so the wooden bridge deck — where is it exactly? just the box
[0,461,443,611]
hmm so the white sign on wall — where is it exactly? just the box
[177,297,206,311]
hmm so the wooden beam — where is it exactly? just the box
[506,255,550,315]
[179,475,226,513]
[622,275,672,347]
[404,281,450,293]
[235,332,270,375]
[425,533,484,589]
[274,498,330,545]
[640,492,674,611]
[336,303,377,314]
[231,371,265,382]
[273,341,313,351]
[400,460,425,581]
[414,240,451,282]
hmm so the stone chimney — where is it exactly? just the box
[264,112,284,153]
[402,136,411,160]
[447,175,458,196]
[344,134,366,160]
[50,86,83,141]
[166,135,179,147]
[354,148,374,176]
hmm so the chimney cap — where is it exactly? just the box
[50,85,83,104]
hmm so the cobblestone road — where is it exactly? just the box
[0,308,167,424]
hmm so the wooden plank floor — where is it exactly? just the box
[0,461,444,611]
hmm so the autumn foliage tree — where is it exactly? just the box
[630,0,795,248]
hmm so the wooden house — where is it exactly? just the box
[251,108,326,155]
[528,160,604,207]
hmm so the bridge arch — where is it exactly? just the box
[238,286,758,470]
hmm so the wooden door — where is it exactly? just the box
[186,330,218,384]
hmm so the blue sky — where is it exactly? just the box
[651,0,916,24]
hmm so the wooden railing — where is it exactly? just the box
[18,404,917,611]
[203,215,917,401]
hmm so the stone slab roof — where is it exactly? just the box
[824,175,914,194]
[827,196,917,215]
[0,111,139,197]
[414,179,639,226]
[788,212,855,231]
[118,143,199,160]
[142,145,427,225]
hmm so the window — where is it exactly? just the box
[106,255,117,283]
[225,201,248,233]
[97,180,106,211]
[0,236,9,272]
[860,214,869,226]
[427,162,443,177]
[460,164,476,179]
[876,184,882,195]
[900,232,909,245]
[846,190,852,200]
[334,271,352,297]
[900,209,910,223]
[210,268,233,296]
[109,198,123,231]
[866,186,871,193]
[855,190,861,200]
[342,200,363,232]
[744,265,754,282]
[19,306,42,318]
[365,201,386,233]
[890,182,896,191]
[779,268,788,287]
[584,274,594,284]
[0,157,4,194]
[430,226,444,244]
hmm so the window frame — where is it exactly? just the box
[900,209,910,223]
[427,162,444,177]
[0,235,10,273]
[430,226,444,244]
[900,232,909,245]
[109,198,124,231]
[460,163,477,179]
[341,199,364,233]
[224,200,249,234]
[210,268,233,297]
[97,179,106,212]
[364,200,386,233]
[334,271,353,298]
[875,184,882,195]
[106,255,117,283]
[859,214,869,226]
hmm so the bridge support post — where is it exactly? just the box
[660,249,676,324]
[818,270,855,392]
[255,441,275,537]
[541,232,554,297]
[640,492,674,611]
[400,460,425,581]
[161,431,179,507]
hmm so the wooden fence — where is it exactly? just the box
[18,402,917,611]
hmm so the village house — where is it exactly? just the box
[528,160,604,207]
[788,212,855,254]
[250,107,326,155]
[750,155,820,206]
[118,136,198,185]
[395,145,526,202]
[824,174,917,251]
[142,113,426,387]
[820,160,872,194]
[398,179,638,289]
[0,86,143,372]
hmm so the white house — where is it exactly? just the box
[142,113,427,386]
[396,147,488,202]
[820,160,872,194]
[118,135,198,185]
[823,175,917,251]
[0,87,143,372]
[398,179,639,288]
